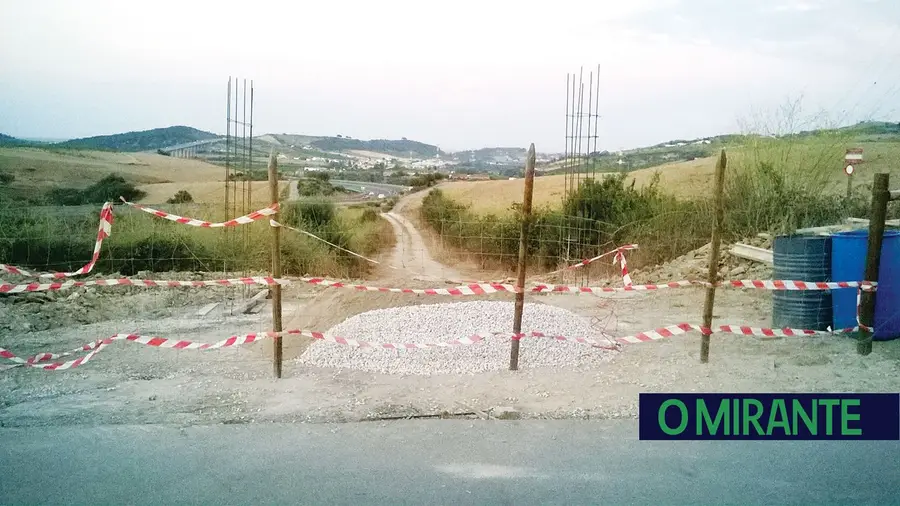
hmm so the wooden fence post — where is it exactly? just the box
[700,150,727,363]
[510,144,536,371]
[857,173,890,356]
[268,152,284,378]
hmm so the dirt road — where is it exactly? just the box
[379,191,463,282]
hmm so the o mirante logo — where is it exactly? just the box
[639,393,900,440]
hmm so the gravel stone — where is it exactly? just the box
[297,301,616,375]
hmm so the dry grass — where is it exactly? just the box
[442,138,900,215]
[0,147,294,206]
[137,181,290,205]
[442,157,716,214]
[0,147,224,186]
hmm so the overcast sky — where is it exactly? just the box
[1,0,898,152]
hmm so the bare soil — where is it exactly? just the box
[2,192,899,428]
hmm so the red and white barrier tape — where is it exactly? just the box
[527,280,706,293]
[288,329,486,348]
[855,288,874,332]
[536,244,638,279]
[1,320,868,371]
[615,249,633,286]
[612,323,707,344]
[0,276,286,294]
[1,340,111,370]
[295,277,516,295]
[726,280,877,291]
[1,339,107,365]
[121,198,278,227]
[1,329,488,370]
[1,273,879,297]
[0,203,113,279]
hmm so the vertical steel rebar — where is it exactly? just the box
[233,79,239,220]
[225,77,232,222]
[586,70,593,182]
[249,81,254,212]
[593,63,600,174]
[564,73,570,203]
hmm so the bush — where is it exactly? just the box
[0,201,393,279]
[382,196,399,212]
[166,190,194,204]
[0,172,14,185]
[723,146,868,237]
[420,141,874,274]
[48,173,147,205]
[310,171,330,182]
[297,177,335,197]
[282,200,336,230]
[359,208,379,223]
[422,175,711,270]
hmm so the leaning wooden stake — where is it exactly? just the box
[858,173,890,356]
[700,150,727,363]
[510,144,537,371]
[267,152,284,378]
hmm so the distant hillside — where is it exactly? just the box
[793,120,900,140]
[309,136,444,157]
[0,133,33,147]
[59,126,219,152]
[541,120,900,175]
[452,147,527,162]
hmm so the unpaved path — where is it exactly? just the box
[378,191,463,282]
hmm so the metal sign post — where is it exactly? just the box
[844,149,862,201]
[845,164,855,200]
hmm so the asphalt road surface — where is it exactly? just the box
[330,180,408,196]
[2,420,898,505]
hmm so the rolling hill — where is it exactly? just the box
[58,126,220,152]
[440,121,900,215]
[309,136,444,158]
[0,133,35,147]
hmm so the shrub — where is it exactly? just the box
[282,200,336,230]
[310,171,331,182]
[0,201,392,279]
[420,178,708,271]
[0,172,13,185]
[359,208,379,223]
[48,174,147,205]
[297,177,335,197]
[166,190,194,204]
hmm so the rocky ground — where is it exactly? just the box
[631,238,773,285]
[2,275,899,428]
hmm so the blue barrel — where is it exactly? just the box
[772,235,833,331]
[831,230,900,340]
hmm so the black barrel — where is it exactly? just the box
[772,235,833,331]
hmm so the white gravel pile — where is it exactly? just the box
[297,301,616,375]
